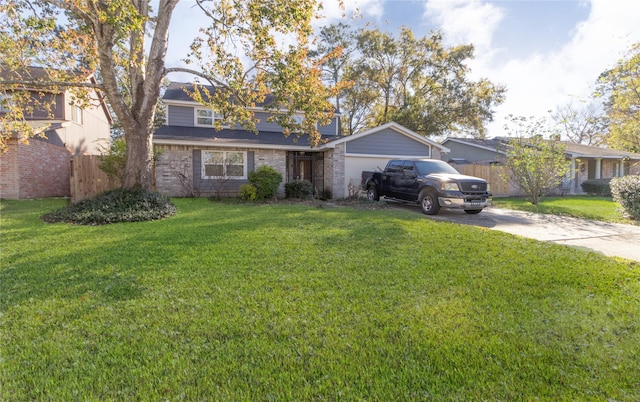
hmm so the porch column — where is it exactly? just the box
[570,157,576,195]
[595,158,602,179]
[619,159,625,177]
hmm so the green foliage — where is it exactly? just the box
[595,42,640,152]
[239,183,257,201]
[248,165,283,200]
[98,137,126,184]
[611,175,640,220]
[40,189,176,225]
[503,116,572,205]
[285,179,313,199]
[580,178,612,196]
[321,26,505,136]
[2,199,639,400]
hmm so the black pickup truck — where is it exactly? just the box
[361,159,491,215]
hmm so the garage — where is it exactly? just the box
[326,123,449,198]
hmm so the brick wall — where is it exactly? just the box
[330,143,345,199]
[0,138,20,199]
[254,149,287,197]
[0,137,71,199]
[155,145,193,197]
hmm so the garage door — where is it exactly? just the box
[343,156,392,197]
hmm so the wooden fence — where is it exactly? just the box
[70,155,119,203]
[455,164,513,197]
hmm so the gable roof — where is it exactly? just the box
[443,137,640,160]
[327,122,450,152]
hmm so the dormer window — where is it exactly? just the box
[195,108,224,127]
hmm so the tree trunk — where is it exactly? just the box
[122,122,154,191]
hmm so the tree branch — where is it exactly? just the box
[164,67,229,88]
[0,80,103,90]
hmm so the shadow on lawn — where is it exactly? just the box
[1,199,409,310]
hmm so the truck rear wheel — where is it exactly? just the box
[419,190,440,215]
[366,186,379,201]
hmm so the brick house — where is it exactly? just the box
[153,82,449,199]
[0,67,112,199]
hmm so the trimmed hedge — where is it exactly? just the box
[581,178,612,196]
[611,175,640,220]
[41,189,177,225]
[285,179,313,199]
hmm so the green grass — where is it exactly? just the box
[1,198,639,400]
[493,195,633,223]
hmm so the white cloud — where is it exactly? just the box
[467,0,640,136]
[424,0,504,53]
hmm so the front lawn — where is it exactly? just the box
[492,195,632,223]
[1,199,639,400]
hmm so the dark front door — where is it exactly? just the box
[287,152,325,197]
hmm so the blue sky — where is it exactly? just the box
[166,0,640,137]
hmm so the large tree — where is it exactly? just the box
[0,0,336,191]
[595,42,640,152]
[319,27,505,138]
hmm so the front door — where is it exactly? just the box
[287,152,325,197]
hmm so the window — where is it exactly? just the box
[71,105,83,124]
[195,108,224,127]
[202,151,246,179]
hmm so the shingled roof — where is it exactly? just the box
[153,125,337,149]
[162,81,278,108]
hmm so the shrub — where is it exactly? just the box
[285,179,313,199]
[611,175,640,220]
[239,184,257,201]
[41,189,177,225]
[581,178,612,196]
[98,137,126,184]
[248,165,282,200]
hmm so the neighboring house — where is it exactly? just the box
[153,82,449,199]
[0,67,112,199]
[441,137,640,195]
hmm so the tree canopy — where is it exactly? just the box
[0,0,337,191]
[595,42,640,152]
[314,24,506,137]
[502,115,571,205]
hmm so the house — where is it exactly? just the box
[153,82,449,199]
[0,67,112,199]
[441,137,640,195]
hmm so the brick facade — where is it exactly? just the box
[0,137,71,199]
[155,145,288,198]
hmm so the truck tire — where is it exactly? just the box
[419,189,440,215]
[366,185,380,201]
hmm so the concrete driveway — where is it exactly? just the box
[390,203,640,261]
